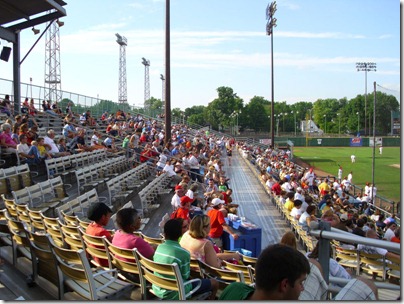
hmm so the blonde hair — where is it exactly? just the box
[188,215,210,239]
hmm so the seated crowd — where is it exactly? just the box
[237,142,400,243]
[1,94,399,300]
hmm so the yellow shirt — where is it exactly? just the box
[284,199,294,212]
[318,182,330,193]
[38,145,47,157]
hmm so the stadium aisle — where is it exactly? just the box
[223,148,290,249]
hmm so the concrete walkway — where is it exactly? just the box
[223,149,289,250]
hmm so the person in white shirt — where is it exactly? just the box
[171,185,185,210]
[294,187,305,203]
[350,154,356,163]
[43,129,70,157]
[337,166,343,182]
[162,160,177,177]
[303,168,316,192]
[369,184,377,200]
[290,200,304,220]
[383,222,397,241]
[347,171,353,183]
[188,150,201,182]
[17,134,41,164]
[156,151,168,172]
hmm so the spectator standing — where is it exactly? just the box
[207,198,238,249]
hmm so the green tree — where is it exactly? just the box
[244,96,270,132]
[370,91,399,134]
[205,86,244,131]
[171,107,183,124]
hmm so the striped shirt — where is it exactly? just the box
[152,240,191,300]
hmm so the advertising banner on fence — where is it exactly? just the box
[350,137,363,147]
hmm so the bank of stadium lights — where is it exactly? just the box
[266,1,277,147]
[356,62,377,136]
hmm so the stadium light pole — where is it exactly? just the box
[356,62,377,136]
[282,112,287,132]
[356,111,360,134]
[160,74,165,113]
[276,114,280,136]
[371,81,376,209]
[266,1,277,147]
[292,110,298,136]
[337,113,341,137]
[323,114,327,134]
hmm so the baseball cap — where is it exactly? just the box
[339,214,348,222]
[175,185,183,191]
[296,187,302,192]
[180,196,195,205]
[211,198,225,206]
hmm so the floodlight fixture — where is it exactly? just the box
[56,19,64,27]
[116,33,127,46]
[142,57,150,66]
[32,27,40,35]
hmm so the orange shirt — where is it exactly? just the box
[207,208,225,238]
[86,222,112,267]
[175,207,190,221]
[185,140,192,150]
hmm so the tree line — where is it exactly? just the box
[59,86,399,136]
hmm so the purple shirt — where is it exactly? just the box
[112,230,155,260]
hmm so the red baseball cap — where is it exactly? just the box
[180,196,195,205]
[175,185,183,191]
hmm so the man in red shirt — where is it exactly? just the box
[173,196,194,225]
[207,198,238,249]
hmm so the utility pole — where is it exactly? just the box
[116,33,128,104]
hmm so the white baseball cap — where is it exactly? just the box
[211,198,225,206]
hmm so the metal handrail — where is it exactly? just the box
[311,228,400,253]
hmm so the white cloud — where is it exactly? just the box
[277,0,300,10]
[277,31,366,39]
[128,1,145,9]
[378,34,393,39]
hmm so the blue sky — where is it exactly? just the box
[0,0,401,110]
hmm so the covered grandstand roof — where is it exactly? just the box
[0,0,66,42]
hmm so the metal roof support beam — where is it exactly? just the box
[46,0,67,15]
[12,31,21,115]
[8,11,64,32]
[0,26,16,43]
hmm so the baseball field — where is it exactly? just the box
[293,146,400,203]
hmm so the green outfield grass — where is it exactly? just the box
[293,147,400,202]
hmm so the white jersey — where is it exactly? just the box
[304,172,315,186]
